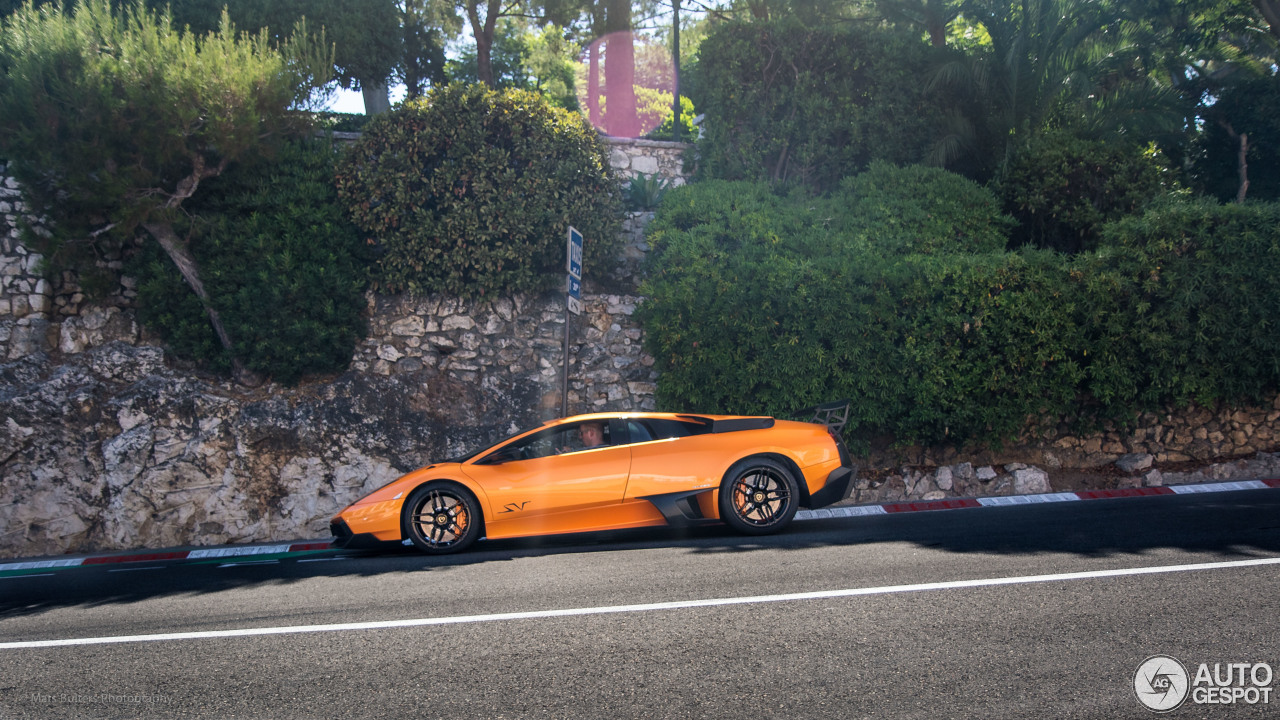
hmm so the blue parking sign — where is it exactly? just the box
[567,227,583,279]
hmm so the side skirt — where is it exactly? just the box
[638,489,721,528]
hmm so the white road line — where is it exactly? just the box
[107,566,164,573]
[0,573,55,580]
[4,556,1278,650]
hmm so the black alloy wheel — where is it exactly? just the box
[718,458,799,535]
[401,481,482,554]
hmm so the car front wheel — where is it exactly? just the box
[718,458,799,535]
[401,481,482,554]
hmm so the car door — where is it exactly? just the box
[463,419,631,538]
[623,417,725,500]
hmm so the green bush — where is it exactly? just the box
[334,83,622,297]
[691,17,945,191]
[1086,199,1280,410]
[641,178,1280,449]
[640,170,1042,447]
[832,162,1014,255]
[131,137,370,384]
[997,131,1172,252]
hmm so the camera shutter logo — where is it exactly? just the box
[1135,655,1190,712]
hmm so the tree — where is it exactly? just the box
[447,17,536,87]
[0,0,328,384]
[448,18,580,108]
[1197,71,1280,202]
[131,138,370,384]
[143,0,400,114]
[926,0,1182,178]
[458,0,532,86]
[693,17,945,190]
[1256,0,1280,41]
[873,0,962,46]
[400,0,456,100]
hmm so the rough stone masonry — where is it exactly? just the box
[3,146,1280,558]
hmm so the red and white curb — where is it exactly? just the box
[794,478,1280,521]
[0,541,332,574]
[4,479,1278,574]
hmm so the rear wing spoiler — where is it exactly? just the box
[791,399,851,433]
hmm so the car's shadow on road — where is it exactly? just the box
[2,489,1279,621]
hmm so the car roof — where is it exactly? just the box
[544,411,773,426]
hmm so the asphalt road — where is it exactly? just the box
[2,489,1279,719]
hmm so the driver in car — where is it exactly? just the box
[577,421,605,449]
[558,421,606,453]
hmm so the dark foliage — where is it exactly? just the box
[131,138,371,384]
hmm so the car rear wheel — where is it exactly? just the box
[718,458,799,535]
[401,481,482,554]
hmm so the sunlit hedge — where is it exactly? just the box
[640,171,1280,449]
[335,83,622,297]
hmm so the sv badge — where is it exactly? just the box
[499,502,530,514]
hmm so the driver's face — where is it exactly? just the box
[579,423,603,447]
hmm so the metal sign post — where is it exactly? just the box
[563,227,584,417]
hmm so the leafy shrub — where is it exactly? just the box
[335,84,622,297]
[691,17,945,191]
[1086,199,1280,411]
[832,162,1014,255]
[641,178,1280,449]
[997,131,1172,252]
[131,138,370,384]
[640,171,1038,447]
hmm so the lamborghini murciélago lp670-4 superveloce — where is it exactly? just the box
[330,411,855,554]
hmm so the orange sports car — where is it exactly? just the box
[330,411,854,554]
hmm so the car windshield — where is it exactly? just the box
[442,423,547,464]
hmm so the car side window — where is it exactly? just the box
[630,419,711,441]
[626,420,654,443]
[559,421,612,453]
[479,421,614,463]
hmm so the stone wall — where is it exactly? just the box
[602,137,691,184]
[0,143,668,558]
[0,160,140,362]
[0,290,655,558]
[3,142,1280,559]
[356,293,655,414]
[1,160,51,361]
